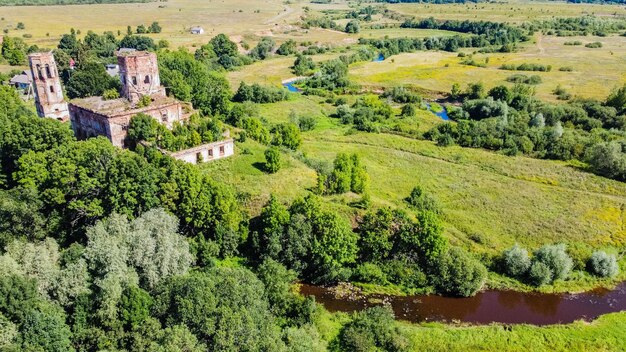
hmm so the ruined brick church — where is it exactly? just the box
[28,50,233,164]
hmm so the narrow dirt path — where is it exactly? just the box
[264,5,295,25]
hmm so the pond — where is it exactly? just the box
[426,103,450,121]
[282,81,301,93]
[299,282,626,325]
[373,53,385,62]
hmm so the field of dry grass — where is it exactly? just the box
[389,0,626,23]
[349,33,626,101]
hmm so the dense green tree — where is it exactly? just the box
[149,21,162,33]
[249,37,275,60]
[292,54,315,76]
[1,37,27,65]
[159,49,231,115]
[432,247,487,297]
[119,285,153,330]
[264,147,282,173]
[153,268,283,351]
[345,20,361,34]
[0,275,39,323]
[19,304,74,352]
[277,39,297,56]
[337,306,407,352]
[119,35,157,51]
[66,62,120,99]
[271,123,302,150]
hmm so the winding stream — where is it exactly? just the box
[300,282,626,325]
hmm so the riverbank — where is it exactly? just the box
[397,311,626,352]
[302,281,626,325]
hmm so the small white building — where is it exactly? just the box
[190,26,204,35]
[169,139,234,164]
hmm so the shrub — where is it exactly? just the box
[533,244,573,282]
[102,88,120,100]
[353,262,387,285]
[527,261,552,286]
[502,244,531,278]
[585,42,602,48]
[345,20,360,34]
[432,247,487,297]
[587,251,619,278]
[405,186,439,213]
[136,95,151,108]
[337,306,407,352]
[264,147,281,173]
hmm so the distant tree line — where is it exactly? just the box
[522,15,626,36]
[0,0,154,5]
[401,17,529,45]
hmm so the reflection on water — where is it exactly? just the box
[282,82,300,92]
[299,282,626,325]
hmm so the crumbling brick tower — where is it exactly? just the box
[117,51,166,104]
[28,52,70,121]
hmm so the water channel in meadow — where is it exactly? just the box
[300,282,626,325]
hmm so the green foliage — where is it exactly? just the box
[153,268,283,351]
[587,251,619,278]
[264,147,282,173]
[533,244,573,282]
[586,141,626,181]
[321,153,369,195]
[606,84,626,114]
[119,34,156,51]
[585,41,603,48]
[148,21,162,33]
[233,82,288,104]
[337,306,407,352]
[303,59,350,91]
[527,260,552,286]
[293,54,316,76]
[119,285,153,329]
[271,123,302,150]
[249,37,275,60]
[432,247,487,297]
[20,304,74,352]
[345,20,361,34]
[136,94,152,108]
[102,88,120,100]
[277,39,297,56]
[501,244,531,278]
[158,48,231,115]
[254,195,357,284]
[66,62,120,99]
[1,37,27,65]
[405,186,439,213]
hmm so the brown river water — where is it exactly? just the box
[299,282,626,325]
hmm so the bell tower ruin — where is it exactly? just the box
[28,52,70,121]
[117,51,166,104]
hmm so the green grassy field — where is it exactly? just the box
[202,94,626,257]
[399,312,626,352]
